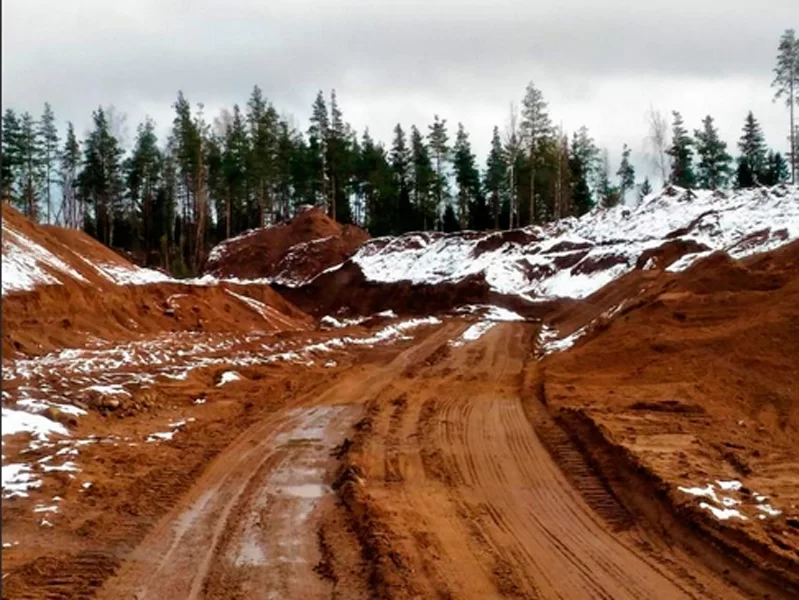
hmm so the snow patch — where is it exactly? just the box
[217,371,242,386]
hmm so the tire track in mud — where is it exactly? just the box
[352,322,759,600]
[88,320,465,600]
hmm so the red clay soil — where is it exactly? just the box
[4,206,799,599]
[541,240,799,591]
[202,206,370,281]
[2,205,313,358]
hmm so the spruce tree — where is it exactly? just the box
[19,112,44,220]
[223,105,250,235]
[598,149,620,208]
[427,115,450,222]
[390,124,413,231]
[38,102,60,223]
[638,177,653,203]
[1,109,22,206]
[441,203,459,232]
[616,143,635,201]
[570,126,600,213]
[763,150,790,185]
[410,125,435,230]
[125,118,162,253]
[568,135,592,216]
[771,29,799,183]
[736,111,768,188]
[78,107,123,245]
[694,115,732,189]
[60,123,81,228]
[666,111,695,188]
[452,123,481,229]
[484,126,508,229]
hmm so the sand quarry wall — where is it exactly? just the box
[1,204,312,358]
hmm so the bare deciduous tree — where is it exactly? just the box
[503,102,521,229]
[645,105,671,186]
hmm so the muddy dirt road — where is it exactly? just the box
[88,320,783,600]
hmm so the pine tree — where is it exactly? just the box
[60,122,81,228]
[248,85,280,226]
[318,90,353,224]
[171,92,210,270]
[410,125,435,230]
[308,91,329,210]
[1,109,22,206]
[616,143,635,201]
[638,177,653,203]
[772,29,799,183]
[666,111,695,188]
[484,126,508,229]
[38,102,60,223]
[452,123,481,229]
[694,115,732,189]
[736,111,768,188]
[520,82,552,224]
[427,115,450,222]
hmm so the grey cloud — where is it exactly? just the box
[2,0,795,181]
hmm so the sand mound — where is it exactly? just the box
[1,205,313,358]
[269,185,799,318]
[541,239,799,574]
[202,206,370,284]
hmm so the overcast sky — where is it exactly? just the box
[2,0,795,184]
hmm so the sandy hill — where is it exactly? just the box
[1,204,312,357]
[202,206,370,284]
[278,185,799,316]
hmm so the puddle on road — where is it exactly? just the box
[281,483,328,499]
[238,536,268,566]
[231,405,356,569]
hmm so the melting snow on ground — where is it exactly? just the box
[2,463,42,498]
[2,228,88,295]
[450,305,525,347]
[345,185,799,301]
[146,418,195,443]
[217,371,242,386]
[678,479,784,523]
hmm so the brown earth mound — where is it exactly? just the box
[276,261,562,320]
[202,206,370,282]
[541,240,799,586]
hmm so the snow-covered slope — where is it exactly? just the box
[1,204,170,296]
[348,185,799,301]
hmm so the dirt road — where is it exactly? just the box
[94,320,780,599]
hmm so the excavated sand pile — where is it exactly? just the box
[1,204,312,357]
[202,206,370,284]
[540,240,799,586]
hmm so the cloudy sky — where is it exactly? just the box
[2,0,795,184]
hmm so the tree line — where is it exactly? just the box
[2,29,796,276]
